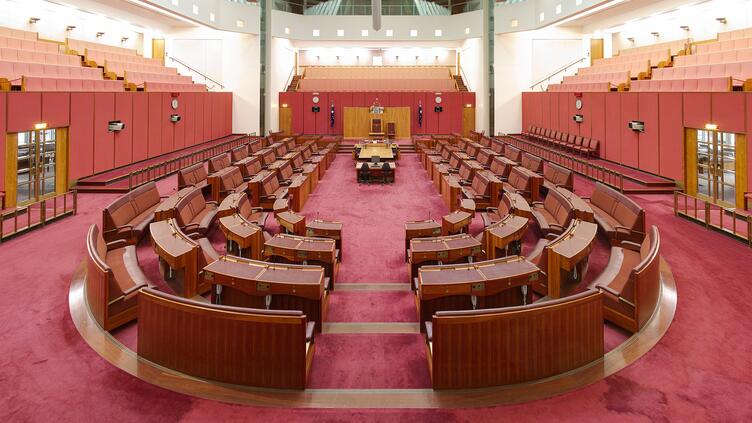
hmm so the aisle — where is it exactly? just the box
[301,153,445,389]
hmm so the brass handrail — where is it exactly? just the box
[0,190,77,242]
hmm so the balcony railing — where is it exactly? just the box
[0,190,77,242]
[273,0,480,15]
[674,191,752,246]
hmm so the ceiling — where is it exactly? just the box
[48,0,195,31]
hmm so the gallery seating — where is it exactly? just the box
[542,162,574,192]
[177,163,210,192]
[531,187,574,237]
[21,76,124,92]
[85,224,155,331]
[589,226,661,333]
[424,289,603,389]
[174,187,219,238]
[105,60,178,79]
[521,152,543,174]
[0,47,80,66]
[630,77,732,92]
[0,26,42,42]
[0,34,58,53]
[584,182,646,244]
[208,154,232,173]
[503,167,535,202]
[138,288,315,389]
[102,182,161,245]
[522,126,600,157]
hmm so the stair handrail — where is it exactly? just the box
[459,66,472,91]
[529,56,587,91]
[284,65,296,91]
[166,54,225,89]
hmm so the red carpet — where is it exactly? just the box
[1,150,752,421]
[326,291,417,322]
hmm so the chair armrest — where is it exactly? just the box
[106,239,129,250]
[544,233,559,240]
[549,223,565,230]
[103,224,134,234]
[183,223,200,229]
[531,201,544,207]
[280,180,292,186]
[620,240,642,252]
[206,201,218,206]
[485,207,498,213]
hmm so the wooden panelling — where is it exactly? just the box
[683,92,711,129]
[462,107,476,137]
[638,93,660,174]
[620,93,639,168]
[7,92,41,133]
[147,92,162,158]
[131,93,149,162]
[659,93,684,182]
[279,106,293,135]
[0,94,6,193]
[712,92,745,134]
[55,128,69,192]
[430,290,604,389]
[604,93,622,163]
[41,92,70,129]
[137,289,313,389]
[4,134,17,206]
[343,107,411,138]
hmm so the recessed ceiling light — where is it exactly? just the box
[434,29,442,37]
[337,29,344,36]
[410,29,418,37]
[209,12,215,22]
[556,4,562,14]
[312,29,320,37]
[192,4,198,14]
[386,29,393,37]
[284,27,290,34]
[465,27,470,34]
[576,0,582,5]
[236,20,244,28]
[171,0,178,5]
[539,12,545,22]
[511,19,518,28]
[361,29,368,37]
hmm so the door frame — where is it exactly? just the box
[684,127,747,209]
[4,127,68,208]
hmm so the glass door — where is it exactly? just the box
[695,129,736,207]
[16,129,57,205]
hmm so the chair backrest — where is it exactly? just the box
[544,188,573,225]
[505,145,522,162]
[178,163,207,189]
[371,118,382,133]
[240,156,263,177]
[209,154,231,173]
[591,183,645,232]
[279,161,294,180]
[262,173,280,195]
[521,153,543,173]
[543,162,573,190]
[508,167,530,191]
[175,187,204,226]
[221,167,244,190]
[387,122,396,135]
[470,173,490,195]
[231,145,248,162]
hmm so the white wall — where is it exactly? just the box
[494,27,587,134]
[298,46,457,67]
[268,37,296,133]
[460,37,487,133]
[166,27,260,134]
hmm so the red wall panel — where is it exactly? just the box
[314,92,330,134]
[567,94,580,136]
[711,93,745,134]
[589,93,606,154]
[212,93,222,140]
[559,92,570,133]
[604,93,622,162]
[352,92,366,107]
[637,93,659,174]
[183,92,195,147]
[683,92,711,129]
[93,93,115,174]
[41,92,70,129]
[162,94,176,152]
[69,93,94,181]
[541,93,551,129]
[113,93,133,168]
[658,93,684,181]
[578,93,592,137]
[194,92,205,142]
[550,92,559,130]
[203,93,212,141]
[620,93,639,167]
[174,94,186,150]
[7,93,41,133]
[302,92,315,134]
[747,95,752,188]
[426,95,440,134]
[0,94,6,191]
[439,92,461,134]
[225,92,233,134]
[148,93,162,158]
[132,93,148,162]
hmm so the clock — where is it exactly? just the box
[435,96,442,104]
[171,98,179,110]
[575,98,583,110]
[312,96,320,104]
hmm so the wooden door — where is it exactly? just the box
[462,107,476,137]
[152,39,166,65]
[590,38,604,66]
[279,107,292,135]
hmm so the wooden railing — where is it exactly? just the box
[674,191,752,246]
[0,190,77,242]
[499,135,624,192]
[128,135,255,190]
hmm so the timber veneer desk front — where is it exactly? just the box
[204,256,328,331]
[545,220,598,299]
[264,233,340,289]
[442,210,473,235]
[149,219,207,298]
[355,142,398,161]
[482,214,530,259]
[405,220,442,260]
[355,162,397,183]
[277,211,307,235]
[218,215,264,260]
[556,188,595,223]
[154,187,194,222]
[417,256,542,327]
[306,219,344,260]
[408,234,483,283]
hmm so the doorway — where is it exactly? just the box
[5,127,68,208]
[686,128,747,208]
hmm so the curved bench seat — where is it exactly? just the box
[102,181,161,245]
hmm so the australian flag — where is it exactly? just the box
[330,102,335,128]
[418,103,423,127]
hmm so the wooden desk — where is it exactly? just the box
[356,162,396,183]
[482,214,529,259]
[276,211,306,235]
[273,198,289,216]
[218,214,264,260]
[154,187,194,222]
[441,178,462,212]
[355,142,398,161]
[515,167,544,203]
[545,220,598,298]
[556,188,595,223]
[405,220,442,261]
[204,255,328,331]
[149,219,206,298]
[417,255,541,326]
[408,234,482,283]
[264,234,340,289]
[288,174,309,212]
[442,210,472,235]
[460,199,476,217]
[306,219,343,260]
[507,191,533,218]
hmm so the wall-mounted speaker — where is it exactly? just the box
[312,106,321,113]
[572,114,584,123]
[628,120,645,132]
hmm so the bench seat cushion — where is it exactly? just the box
[105,245,151,315]
[589,246,641,317]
